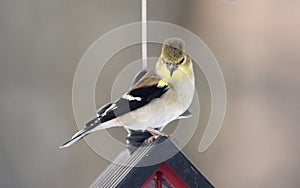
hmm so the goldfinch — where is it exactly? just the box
[60,38,195,148]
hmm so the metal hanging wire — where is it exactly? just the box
[142,0,147,70]
[131,0,148,85]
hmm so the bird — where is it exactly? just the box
[59,38,195,148]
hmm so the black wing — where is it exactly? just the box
[86,84,169,126]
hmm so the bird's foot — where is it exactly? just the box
[143,128,169,144]
[144,135,159,144]
[146,128,168,137]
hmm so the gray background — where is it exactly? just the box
[1,0,300,187]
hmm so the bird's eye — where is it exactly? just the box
[178,57,185,65]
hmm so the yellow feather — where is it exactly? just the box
[157,79,168,88]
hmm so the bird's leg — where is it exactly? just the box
[147,128,168,137]
[143,128,179,146]
[144,128,169,144]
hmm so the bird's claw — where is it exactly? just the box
[143,135,159,144]
[143,128,179,145]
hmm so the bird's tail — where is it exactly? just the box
[59,117,103,149]
[59,127,91,149]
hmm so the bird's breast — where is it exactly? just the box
[171,77,195,113]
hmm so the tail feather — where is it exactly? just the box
[71,129,86,139]
[59,117,106,149]
[59,129,90,149]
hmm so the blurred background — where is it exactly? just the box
[1,0,300,187]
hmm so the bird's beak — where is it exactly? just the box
[167,64,178,77]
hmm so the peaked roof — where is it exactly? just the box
[90,136,214,188]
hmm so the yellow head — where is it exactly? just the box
[156,38,193,81]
